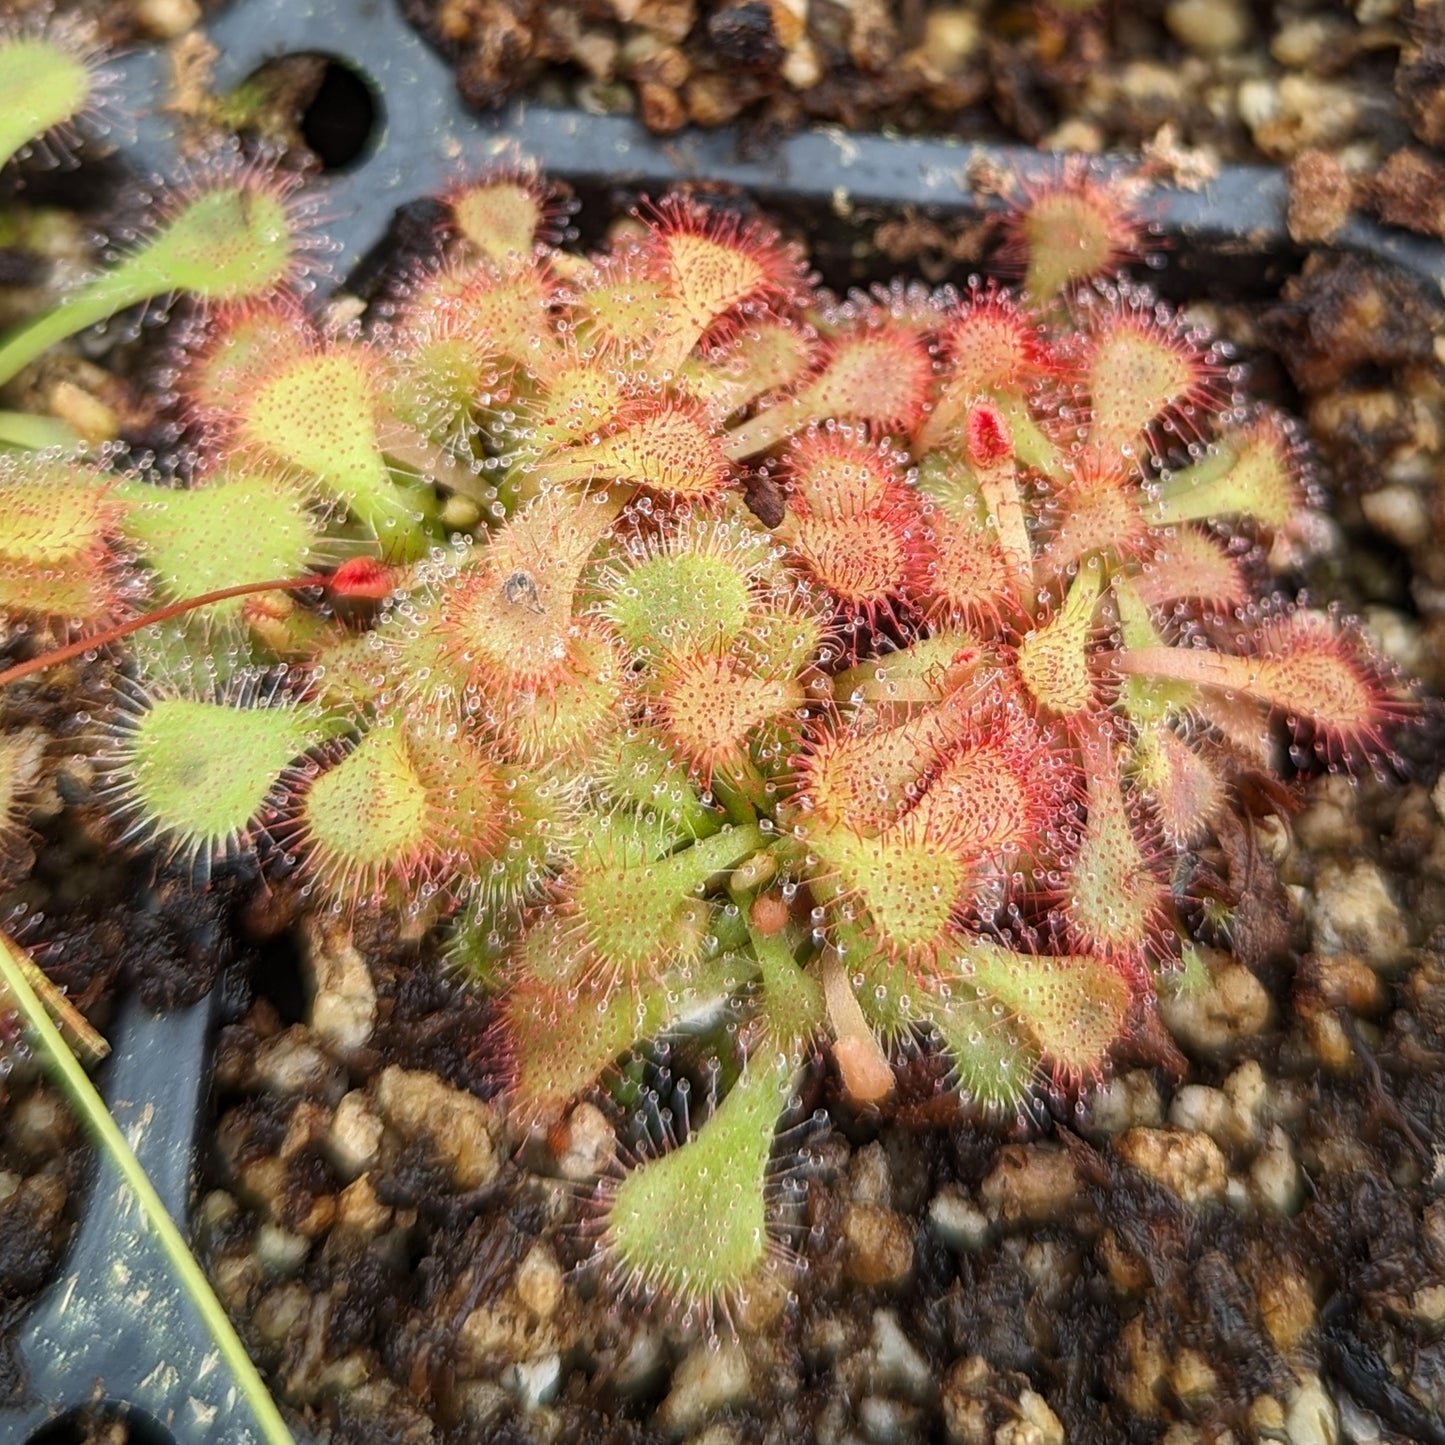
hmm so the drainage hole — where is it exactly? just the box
[233,53,382,172]
[26,1404,176,1445]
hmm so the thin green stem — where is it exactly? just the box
[0,931,296,1445]
[710,752,773,827]
[0,272,153,389]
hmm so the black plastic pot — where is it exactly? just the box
[4,1,1444,1441]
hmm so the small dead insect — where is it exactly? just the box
[501,570,545,613]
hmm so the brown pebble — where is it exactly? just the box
[514,1242,564,1320]
[1368,148,1445,240]
[842,1202,914,1288]
[619,0,696,45]
[0,1173,68,1293]
[373,1065,501,1191]
[638,79,687,132]
[1265,254,1441,392]
[7,1086,75,1162]
[1111,1314,1169,1419]
[1255,1263,1316,1355]
[940,1356,1001,1445]
[979,1144,1082,1226]
[1286,150,1354,244]
[707,1,783,68]
[549,1100,617,1180]
[1168,1347,1218,1407]
[252,1280,311,1347]
[685,70,748,126]
[1397,37,1445,148]
[454,1,537,110]
[1114,1127,1228,1205]
[1295,952,1388,1016]
[334,1175,393,1236]
[847,0,897,73]
[1096,1229,1151,1296]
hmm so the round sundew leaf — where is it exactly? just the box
[549,403,730,497]
[660,226,775,338]
[1066,756,1165,957]
[603,1052,794,1313]
[810,819,972,959]
[455,259,557,371]
[438,490,617,695]
[0,551,115,621]
[0,464,121,565]
[797,323,935,433]
[655,650,804,780]
[924,984,1040,1113]
[237,347,428,555]
[922,514,1016,627]
[526,358,629,451]
[793,512,909,605]
[1129,720,1225,847]
[605,550,754,660]
[190,304,312,417]
[503,975,659,1120]
[739,602,824,681]
[595,729,718,839]
[242,350,380,489]
[960,939,1134,1077]
[570,271,670,360]
[840,926,924,1043]
[122,697,312,855]
[488,630,628,763]
[0,35,93,170]
[299,726,431,899]
[403,722,511,869]
[139,182,295,301]
[905,740,1036,863]
[121,472,321,615]
[451,178,546,264]
[1085,315,1202,461]
[1020,184,1128,304]
[830,631,984,710]
[501,950,752,1120]
[568,819,764,980]
[801,703,964,835]
[1015,563,1103,717]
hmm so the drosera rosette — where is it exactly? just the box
[0,150,1425,1339]
[317,176,1417,1323]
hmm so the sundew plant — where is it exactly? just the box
[0,26,1414,1326]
